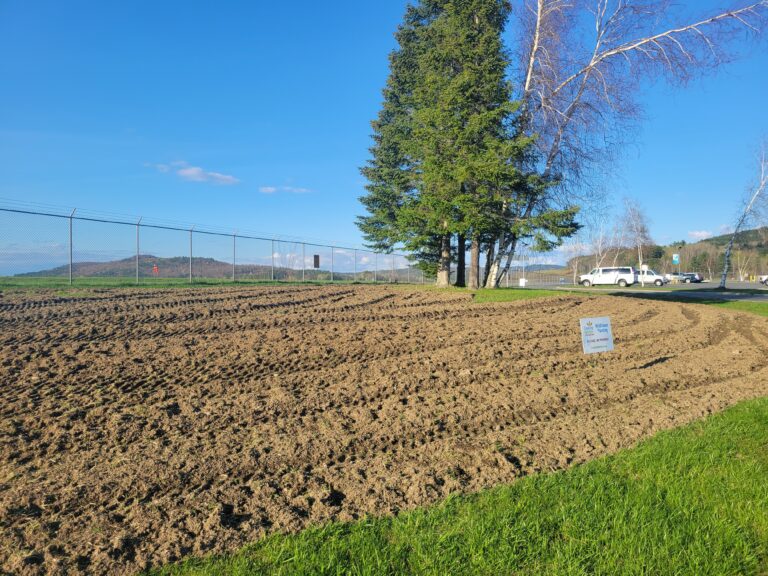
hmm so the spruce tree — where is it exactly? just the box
[359,0,579,287]
[357,4,438,254]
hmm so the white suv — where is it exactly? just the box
[759,274,768,285]
[579,267,636,287]
[636,269,668,286]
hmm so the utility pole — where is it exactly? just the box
[68,209,76,286]
[136,217,142,285]
[189,227,193,283]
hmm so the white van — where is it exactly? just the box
[579,267,636,287]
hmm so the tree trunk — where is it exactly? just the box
[482,242,495,287]
[499,237,519,286]
[468,237,480,290]
[572,257,580,285]
[719,233,736,289]
[484,237,505,288]
[436,233,452,287]
[455,234,466,287]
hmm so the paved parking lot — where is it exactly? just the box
[533,280,768,302]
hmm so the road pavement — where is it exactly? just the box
[532,281,768,302]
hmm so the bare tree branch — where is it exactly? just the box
[720,145,768,288]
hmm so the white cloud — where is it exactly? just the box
[688,230,713,241]
[283,186,311,194]
[259,185,312,194]
[719,224,734,234]
[177,166,207,182]
[150,161,240,186]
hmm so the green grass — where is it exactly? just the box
[712,301,768,317]
[473,287,565,302]
[150,398,768,576]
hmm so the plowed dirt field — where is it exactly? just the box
[2,285,767,574]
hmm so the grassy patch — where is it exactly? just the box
[473,288,565,303]
[150,398,768,576]
[712,301,768,318]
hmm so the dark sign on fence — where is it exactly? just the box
[313,255,320,269]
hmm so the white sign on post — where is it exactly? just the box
[580,317,614,354]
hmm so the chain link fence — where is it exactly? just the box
[0,205,428,286]
[450,264,571,287]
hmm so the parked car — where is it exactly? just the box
[759,274,768,285]
[579,267,636,287]
[664,272,688,283]
[682,272,703,283]
[635,269,668,286]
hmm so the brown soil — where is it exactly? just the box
[1,285,767,575]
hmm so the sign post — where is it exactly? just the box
[580,317,614,354]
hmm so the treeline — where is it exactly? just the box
[568,228,768,282]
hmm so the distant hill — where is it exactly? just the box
[696,226,768,254]
[15,255,272,279]
[15,254,407,281]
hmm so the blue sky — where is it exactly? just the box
[1,0,766,260]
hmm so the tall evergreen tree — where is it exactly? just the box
[400,0,520,287]
[357,4,438,254]
[358,0,579,287]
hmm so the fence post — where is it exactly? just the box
[302,243,305,282]
[391,254,395,283]
[271,239,275,282]
[354,249,357,282]
[135,218,140,285]
[407,259,410,284]
[331,247,334,283]
[189,228,193,283]
[68,209,76,286]
[232,233,236,282]
[374,253,377,283]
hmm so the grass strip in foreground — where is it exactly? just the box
[473,287,565,302]
[711,300,768,318]
[151,397,768,576]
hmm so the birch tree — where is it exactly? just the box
[483,0,768,287]
[734,249,753,281]
[623,197,653,273]
[720,146,768,288]
[562,233,588,284]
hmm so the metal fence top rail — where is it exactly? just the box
[0,205,409,257]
